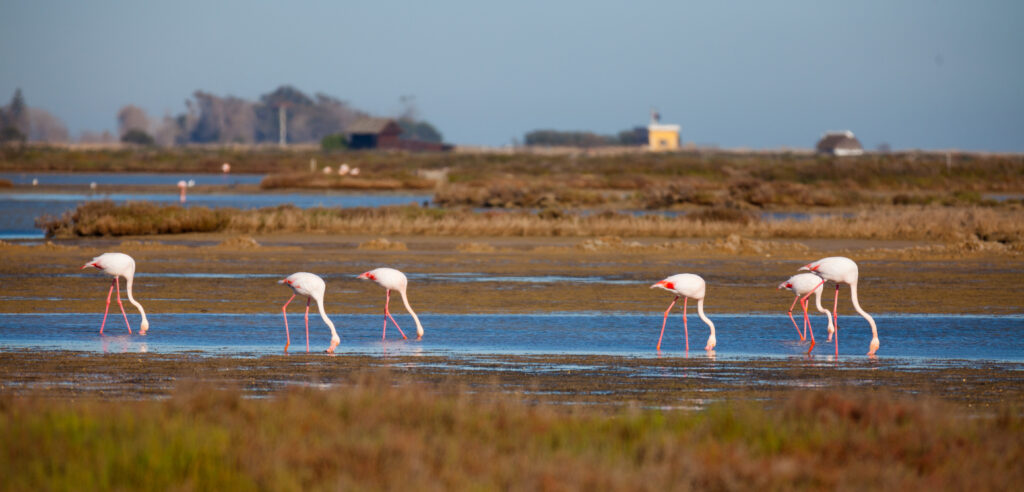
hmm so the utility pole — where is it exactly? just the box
[278,105,287,147]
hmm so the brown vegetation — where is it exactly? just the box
[1,367,1021,490]
[39,201,1024,252]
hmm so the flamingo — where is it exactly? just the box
[81,252,149,335]
[357,267,424,340]
[799,256,879,356]
[778,272,835,354]
[278,272,341,353]
[650,273,716,352]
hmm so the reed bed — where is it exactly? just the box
[1,374,1020,490]
[41,201,1024,249]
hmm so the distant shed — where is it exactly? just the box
[347,118,402,150]
[346,117,451,151]
[816,131,864,156]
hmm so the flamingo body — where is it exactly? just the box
[651,273,716,351]
[778,272,835,352]
[81,252,149,335]
[800,256,879,356]
[279,272,340,353]
[358,267,424,339]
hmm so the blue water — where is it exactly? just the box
[1,313,1021,363]
[0,172,265,187]
[0,191,431,239]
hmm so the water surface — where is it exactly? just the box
[1,313,1020,363]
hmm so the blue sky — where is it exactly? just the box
[1,0,1022,150]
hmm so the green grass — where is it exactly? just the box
[2,376,1021,491]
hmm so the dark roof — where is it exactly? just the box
[816,131,863,153]
[347,117,401,135]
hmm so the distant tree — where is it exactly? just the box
[617,127,648,146]
[117,105,151,137]
[321,133,348,151]
[6,89,30,136]
[398,119,443,143]
[121,129,155,145]
[0,125,26,144]
[876,142,892,153]
[524,129,618,147]
[28,108,69,142]
[188,91,256,143]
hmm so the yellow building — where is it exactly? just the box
[647,111,680,151]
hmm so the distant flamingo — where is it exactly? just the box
[799,256,879,356]
[650,273,716,352]
[778,273,835,353]
[81,252,149,335]
[357,267,424,340]
[278,272,341,353]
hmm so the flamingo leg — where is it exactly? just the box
[115,277,132,334]
[786,295,804,340]
[99,280,114,335]
[682,297,689,353]
[381,290,389,340]
[383,290,408,340]
[281,294,295,352]
[304,298,311,353]
[802,297,816,353]
[832,284,840,357]
[656,296,677,351]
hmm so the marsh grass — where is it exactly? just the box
[1,374,1021,491]
[41,201,1024,250]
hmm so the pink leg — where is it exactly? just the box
[281,294,295,352]
[381,291,389,339]
[304,298,311,353]
[802,298,816,353]
[383,290,408,340]
[115,277,132,334]
[833,285,840,357]
[786,296,803,340]
[656,296,677,351]
[99,280,114,335]
[682,297,689,353]
[798,279,825,305]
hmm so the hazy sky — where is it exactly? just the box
[2,0,1022,150]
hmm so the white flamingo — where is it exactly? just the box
[357,267,424,340]
[778,272,835,353]
[650,273,716,352]
[279,272,341,353]
[81,252,149,335]
[799,256,879,356]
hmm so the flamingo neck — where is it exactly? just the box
[696,298,714,334]
[848,281,877,337]
[813,287,835,330]
[399,288,424,337]
[315,298,340,342]
[124,273,149,333]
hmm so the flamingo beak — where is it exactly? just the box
[278,279,289,285]
[81,262,96,270]
[357,272,370,280]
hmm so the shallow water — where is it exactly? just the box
[1,313,1021,363]
[0,172,266,187]
[0,191,431,239]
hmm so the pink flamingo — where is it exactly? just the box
[778,272,835,354]
[278,272,341,353]
[799,256,879,356]
[81,252,150,335]
[357,267,424,340]
[650,273,716,352]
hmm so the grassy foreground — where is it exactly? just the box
[3,372,1022,491]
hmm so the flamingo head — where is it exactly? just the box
[650,280,675,291]
[778,281,793,291]
[357,272,375,281]
[278,278,292,286]
[81,262,99,270]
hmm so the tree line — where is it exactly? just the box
[0,87,443,147]
[523,127,648,147]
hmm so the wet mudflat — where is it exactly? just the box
[1,350,1021,410]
